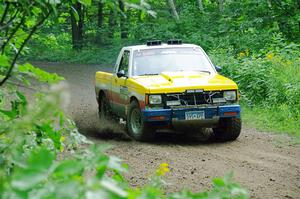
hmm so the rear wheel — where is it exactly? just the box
[211,118,241,142]
[98,94,112,120]
[127,100,155,141]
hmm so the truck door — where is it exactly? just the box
[111,50,130,117]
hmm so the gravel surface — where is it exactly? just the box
[33,61,300,199]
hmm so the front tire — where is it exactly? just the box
[127,100,155,141]
[211,118,241,142]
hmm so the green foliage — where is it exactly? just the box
[210,36,300,137]
[0,0,92,86]
[0,91,26,119]
[18,63,64,84]
[25,41,123,65]
[24,0,300,63]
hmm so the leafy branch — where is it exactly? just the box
[0,11,51,86]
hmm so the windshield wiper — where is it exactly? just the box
[139,73,159,76]
[193,70,211,74]
[173,70,211,74]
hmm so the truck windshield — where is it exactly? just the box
[132,47,215,76]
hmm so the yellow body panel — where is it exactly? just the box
[95,71,113,86]
[131,71,237,93]
[95,71,237,96]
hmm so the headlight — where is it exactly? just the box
[224,91,237,101]
[149,95,162,104]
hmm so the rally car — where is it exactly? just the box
[95,40,241,141]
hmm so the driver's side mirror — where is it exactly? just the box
[215,66,222,72]
[117,70,126,78]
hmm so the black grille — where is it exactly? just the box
[164,91,223,106]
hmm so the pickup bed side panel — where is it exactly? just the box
[95,71,113,105]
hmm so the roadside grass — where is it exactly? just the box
[242,105,300,139]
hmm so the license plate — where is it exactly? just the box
[185,111,205,120]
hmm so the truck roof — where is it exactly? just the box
[124,43,201,51]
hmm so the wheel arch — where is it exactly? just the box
[130,96,139,104]
[129,95,146,109]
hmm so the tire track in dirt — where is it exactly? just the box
[33,61,300,199]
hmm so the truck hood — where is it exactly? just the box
[131,71,238,93]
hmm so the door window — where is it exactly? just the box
[118,50,130,76]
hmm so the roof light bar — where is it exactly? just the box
[146,40,162,46]
[167,39,182,45]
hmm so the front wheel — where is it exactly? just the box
[211,118,241,142]
[127,100,155,141]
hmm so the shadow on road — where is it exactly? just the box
[85,128,131,141]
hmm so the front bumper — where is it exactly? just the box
[142,105,241,127]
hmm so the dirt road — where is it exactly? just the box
[34,62,300,199]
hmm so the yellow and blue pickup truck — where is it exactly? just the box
[95,40,241,141]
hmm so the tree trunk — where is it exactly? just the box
[71,3,84,49]
[167,0,179,21]
[196,0,204,12]
[119,0,128,38]
[98,1,104,27]
[108,8,116,38]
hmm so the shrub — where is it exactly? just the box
[210,38,300,136]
